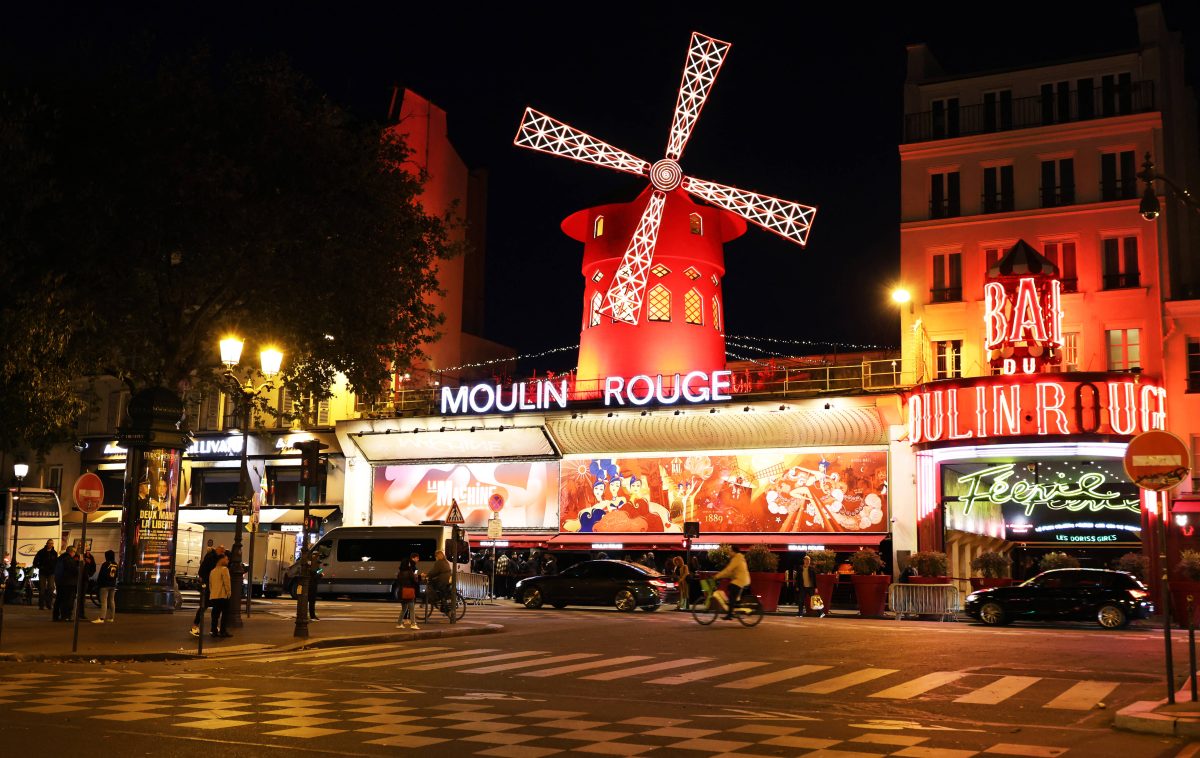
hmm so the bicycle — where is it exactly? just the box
[692,578,764,627]
[421,583,467,622]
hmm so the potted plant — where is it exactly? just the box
[701,544,735,595]
[1171,550,1200,628]
[1116,552,1149,581]
[969,551,1013,590]
[849,549,890,618]
[908,551,950,584]
[1038,552,1080,572]
[807,549,838,612]
[745,544,785,612]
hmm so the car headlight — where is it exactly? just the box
[966,593,980,603]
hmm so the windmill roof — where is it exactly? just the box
[987,239,1060,278]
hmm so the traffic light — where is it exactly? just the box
[299,447,319,486]
[303,515,321,533]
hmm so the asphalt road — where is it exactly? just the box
[0,599,1192,757]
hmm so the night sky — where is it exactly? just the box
[8,2,1199,374]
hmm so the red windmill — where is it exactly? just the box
[515,32,817,385]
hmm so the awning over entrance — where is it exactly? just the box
[546,533,886,550]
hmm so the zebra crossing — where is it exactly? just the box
[246,642,1125,710]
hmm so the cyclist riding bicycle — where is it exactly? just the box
[426,549,453,609]
[713,544,751,620]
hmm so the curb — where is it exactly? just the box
[0,623,503,664]
[1115,699,1200,737]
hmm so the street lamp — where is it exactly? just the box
[1138,152,1200,221]
[5,461,28,602]
[219,336,282,629]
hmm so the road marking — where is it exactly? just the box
[349,648,498,669]
[520,655,653,677]
[955,676,1040,705]
[717,664,832,690]
[870,672,965,699]
[294,646,450,666]
[982,744,1069,757]
[792,668,898,694]
[264,643,405,662]
[1043,680,1118,710]
[649,661,770,685]
[402,651,545,671]
[462,653,600,674]
[581,658,712,681]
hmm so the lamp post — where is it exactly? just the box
[219,336,283,629]
[1138,152,1200,220]
[3,461,29,605]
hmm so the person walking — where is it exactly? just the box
[395,552,420,630]
[495,551,511,598]
[33,539,57,610]
[93,550,119,624]
[53,545,81,622]
[797,554,822,618]
[672,556,690,610]
[191,545,225,637]
[208,554,232,638]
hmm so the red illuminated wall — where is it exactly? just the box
[564,188,746,385]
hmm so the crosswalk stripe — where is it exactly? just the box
[295,646,449,666]
[581,658,713,681]
[402,650,546,671]
[349,648,498,669]
[717,664,832,690]
[792,668,898,694]
[956,675,1040,705]
[461,653,600,674]
[263,643,403,662]
[1043,680,1118,710]
[870,671,965,699]
[520,655,653,678]
[648,661,770,685]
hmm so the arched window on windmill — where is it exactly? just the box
[593,215,605,238]
[647,284,671,322]
[589,291,602,327]
[685,289,703,325]
[689,212,703,235]
[712,295,722,331]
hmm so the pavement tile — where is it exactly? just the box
[343,705,413,714]
[260,699,332,707]
[262,726,346,739]
[620,717,691,727]
[543,719,612,730]
[474,746,562,758]
[642,727,718,739]
[671,737,754,752]
[893,748,980,758]
[175,710,255,720]
[760,735,842,749]
[982,747,1068,758]
[342,697,410,705]
[96,703,173,712]
[189,686,253,694]
[17,705,87,714]
[429,703,495,712]
[442,721,521,733]
[259,707,331,717]
[259,716,341,727]
[265,690,322,699]
[174,719,256,730]
[518,709,588,719]
[458,732,542,745]
[90,711,171,722]
[728,724,804,736]
[363,734,448,747]
[804,751,889,758]
[556,729,637,742]
[852,734,930,747]
[574,742,659,756]
[432,711,505,721]
[350,713,425,724]
[355,724,435,735]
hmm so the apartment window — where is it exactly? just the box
[1100,150,1137,201]
[106,390,128,434]
[983,246,1004,278]
[201,393,221,431]
[647,284,671,322]
[593,216,604,238]
[982,165,1014,213]
[931,97,959,139]
[1100,73,1133,117]
[1040,81,1071,124]
[1041,241,1078,292]
[982,90,1012,132]
[931,252,962,302]
[1062,332,1079,372]
[46,465,63,497]
[712,296,721,331]
[589,292,602,327]
[930,170,960,219]
[934,340,963,379]
[684,289,703,325]
[1106,328,1141,371]
[1193,436,1200,492]
[1102,236,1140,289]
[1077,77,1095,119]
[689,213,703,235]
[1040,158,1075,207]
[1188,337,1200,392]
[222,391,240,430]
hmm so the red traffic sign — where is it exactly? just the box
[446,500,465,525]
[72,472,105,514]
[1124,430,1191,492]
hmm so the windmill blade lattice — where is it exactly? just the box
[683,175,817,246]
[515,108,650,178]
[600,190,667,324]
[666,33,731,161]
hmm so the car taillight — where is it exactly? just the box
[650,580,673,589]
[1128,589,1149,601]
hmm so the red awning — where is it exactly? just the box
[1173,499,1200,513]
[466,534,556,549]
[545,533,886,550]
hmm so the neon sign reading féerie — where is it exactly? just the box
[440,370,733,415]
[907,374,1166,446]
[957,463,1141,518]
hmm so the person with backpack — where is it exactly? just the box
[93,550,119,623]
[395,552,420,630]
[190,545,225,637]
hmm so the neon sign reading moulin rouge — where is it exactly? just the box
[441,370,733,415]
[958,463,1141,518]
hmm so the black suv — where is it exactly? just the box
[514,560,678,612]
[964,568,1153,629]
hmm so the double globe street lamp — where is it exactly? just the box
[218,336,282,630]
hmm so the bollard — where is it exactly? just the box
[1190,595,1197,703]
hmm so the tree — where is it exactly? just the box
[2,46,457,434]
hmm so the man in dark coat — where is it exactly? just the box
[191,545,226,637]
[33,539,57,610]
[53,545,80,622]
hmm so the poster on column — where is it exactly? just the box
[372,462,559,529]
[559,448,889,534]
[127,448,181,582]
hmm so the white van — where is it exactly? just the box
[1,488,62,575]
[288,524,468,600]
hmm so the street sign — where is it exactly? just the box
[71,472,104,514]
[446,500,465,525]
[1125,430,1191,491]
[487,518,503,539]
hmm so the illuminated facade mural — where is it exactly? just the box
[372,461,559,529]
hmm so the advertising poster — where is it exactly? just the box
[373,462,559,529]
[560,449,889,534]
[127,447,182,581]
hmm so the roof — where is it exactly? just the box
[987,239,1059,278]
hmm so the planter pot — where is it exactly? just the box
[1170,580,1200,628]
[851,574,892,618]
[816,574,837,611]
[749,572,786,613]
[909,576,951,585]
[969,577,1014,591]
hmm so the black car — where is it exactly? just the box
[964,568,1153,629]
[514,559,678,612]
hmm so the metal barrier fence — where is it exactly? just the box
[889,583,961,622]
[458,572,491,603]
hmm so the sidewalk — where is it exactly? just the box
[1117,680,1200,737]
[0,602,500,662]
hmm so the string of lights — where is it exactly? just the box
[725,334,897,351]
[434,344,579,375]
[724,349,773,367]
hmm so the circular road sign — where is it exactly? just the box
[72,472,105,513]
[1124,430,1191,491]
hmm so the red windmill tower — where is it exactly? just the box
[516,32,817,387]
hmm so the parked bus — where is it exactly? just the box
[0,488,63,579]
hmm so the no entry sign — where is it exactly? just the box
[1124,430,1191,492]
[72,472,105,513]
